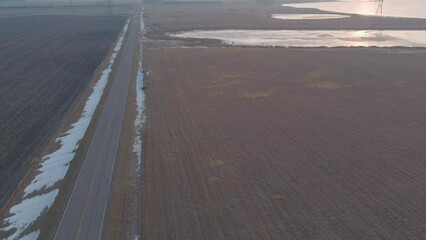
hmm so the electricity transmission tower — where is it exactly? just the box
[375,0,384,18]
[372,0,384,29]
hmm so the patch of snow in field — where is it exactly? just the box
[133,235,141,240]
[0,18,130,240]
[271,13,350,20]
[1,190,58,240]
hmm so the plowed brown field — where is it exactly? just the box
[143,47,426,239]
[0,15,125,207]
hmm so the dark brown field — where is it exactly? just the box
[0,15,125,207]
[143,47,426,239]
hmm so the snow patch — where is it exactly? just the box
[133,235,141,240]
[1,190,58,240]
[271,14,350,20]
[134,9,146,175]
[134,61,145,173]
[172,30,426,48]
[20,231,40,240]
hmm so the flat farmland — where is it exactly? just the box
[143,47,426,239]
[143,2,426,35]
[0,15,125,206]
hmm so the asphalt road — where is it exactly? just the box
[54,10,139,240]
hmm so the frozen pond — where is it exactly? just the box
[172,30,426,47]
[174,0,426,48]
[271,14,350,20]
[283,0,426,19]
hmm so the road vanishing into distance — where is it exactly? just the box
[54,9,139,240]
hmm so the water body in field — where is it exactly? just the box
[283,0,426,19]
[271,14,350,20]
[173,30,426,47]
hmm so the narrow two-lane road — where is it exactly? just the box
[54,9,140,240]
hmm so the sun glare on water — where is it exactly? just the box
[354,31,371,38]
[355,2,378,16]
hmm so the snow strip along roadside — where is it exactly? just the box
[134,10,146,175]
[0,18,130,240]
[131,10,145,240]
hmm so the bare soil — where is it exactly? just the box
[0,4,135,17]
[0,15,126,207]
[143,47,426,239]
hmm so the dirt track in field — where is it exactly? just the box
[0,15,125,207]
[143,47,426,239]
